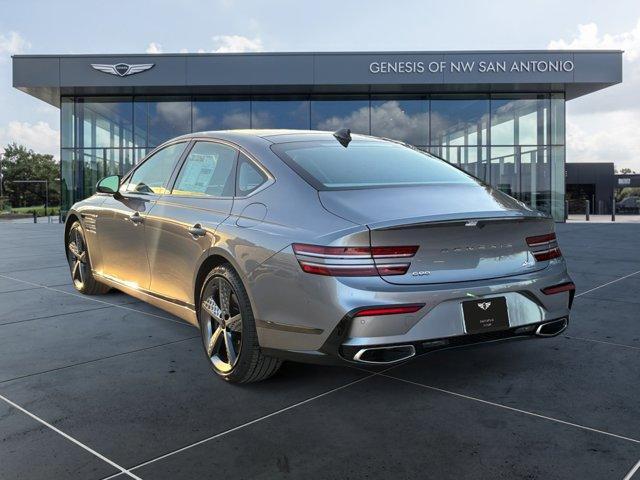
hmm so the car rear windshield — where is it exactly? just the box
[271,140,476,190]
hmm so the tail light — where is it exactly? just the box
[353,304,425,317]
[526,233,562,262]
[292,244,419,277]
[541,282,575,295]
[541,281,576,308]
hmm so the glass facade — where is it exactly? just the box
[60,93,566,220]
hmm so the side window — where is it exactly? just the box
[237,153,268,196]
[125,142,187,195]
[172,142,238,197]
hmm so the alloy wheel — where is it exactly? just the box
[67,226,88,290]
[201,276,243,373]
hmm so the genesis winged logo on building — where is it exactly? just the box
[91,63,154,77]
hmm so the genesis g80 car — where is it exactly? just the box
[65,129,575,383]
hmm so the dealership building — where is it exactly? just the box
[12,50,622,221]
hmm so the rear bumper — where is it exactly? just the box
[248,247,573,356]
[264,316,569,366]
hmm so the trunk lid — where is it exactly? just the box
[319,184,554,285]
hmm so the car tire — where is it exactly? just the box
[198,264,282,383]
[66,220,111,295]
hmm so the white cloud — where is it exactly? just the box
[566,112,640,171]
[0,121,59,158]
[548,20,640,61]
[146,42,163,54]
[211,35,263,53]
[549,19,640,171]
[0,31,30,56]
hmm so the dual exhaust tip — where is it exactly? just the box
[535,317,568,337]
[353,345,416,364]
[353,318,568,364]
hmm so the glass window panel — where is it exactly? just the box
[520,146,551,215]
[491,95,550,146]
[489,146,518,197]
[76,98,133,149]
[431,145,488,181]
[60,149,76,213]
[134,100,148,148]
[370,98,428,145]
[81,149,120,199]
[251,99,310,129]
[551,145,566,221]
[237,153,268,195]
[272,141,475,189]
[61,98,74,148]
[173,142,237,197]
[193,99,250,131]
[126,142,187,194]
[311,98,370,135]
[551,94,565,145]
[430,97,489,147]
[135,98,191,148]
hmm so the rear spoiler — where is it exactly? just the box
[369,210,550,231]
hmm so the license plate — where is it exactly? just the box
[462,297,509,334]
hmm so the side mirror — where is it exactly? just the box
[96,175,121,195]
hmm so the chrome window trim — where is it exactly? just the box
[165,136,276,200]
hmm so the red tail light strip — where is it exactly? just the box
[541,282,576,295]
[298,261,410,277]
[293,243,418,276]
[533,247,562,262]
[526,232,562,262]
[353,304,425,317]
[526,233,557,247]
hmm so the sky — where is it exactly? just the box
[1,0,639,170]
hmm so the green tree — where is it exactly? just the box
[1,143,60,208]
[620,168,636,174]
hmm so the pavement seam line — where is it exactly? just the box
[0,305,113,327]
[575,270,640,298]
[0,392,143,480]
[564,335,640,351]
[623,458,640,480]
[377,372,640,445]
[110,366,401,477]
[0,273,194,328]
[0,336,200,385]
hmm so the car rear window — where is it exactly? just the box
[271,140,476,190]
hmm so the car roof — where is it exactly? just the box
[172,129,385,145]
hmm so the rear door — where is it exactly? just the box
[145,140,238,306]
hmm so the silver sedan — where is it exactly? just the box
[65,129,575,383]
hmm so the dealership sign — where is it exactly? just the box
[369,59,575,74]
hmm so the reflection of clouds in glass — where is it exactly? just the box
[431,111,489,146]
[148,102,191,145]
[251,101,309,129]
[370,101,427,145]
[316,106,370,135]
[155,102,191,126]
[193,105,250,131]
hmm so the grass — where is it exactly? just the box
[1,205,61,217]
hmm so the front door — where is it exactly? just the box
[145,141,238,307]
[96,142,188,290]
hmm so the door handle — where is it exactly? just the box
[128,212,144,224]
[188,224,207,238]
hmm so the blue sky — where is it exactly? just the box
[1,0,640,169]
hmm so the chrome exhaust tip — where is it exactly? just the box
[535,318,568,337]
[353,345,416,364]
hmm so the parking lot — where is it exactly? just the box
[0,221,638,479]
